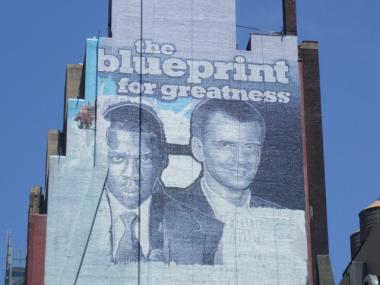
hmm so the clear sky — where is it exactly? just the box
[0,0,379,283]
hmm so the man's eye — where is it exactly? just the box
[110,155,124,163]
[245,144,261,153]
[141,154,152,163]
[219,141,233,148]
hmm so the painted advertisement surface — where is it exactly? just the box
[44,2,308,284]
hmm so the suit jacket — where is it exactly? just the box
[110,191,167,263]
[163,178,282,265]
[85,185,168,266]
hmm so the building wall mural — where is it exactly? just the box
[45,1,308,284]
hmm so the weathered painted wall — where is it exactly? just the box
[44,1,308,284]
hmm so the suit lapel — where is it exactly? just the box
[250,191,283,209]
[183,179,224,264]
[149,192,164,252]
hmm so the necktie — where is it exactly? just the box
[115,212,140,264]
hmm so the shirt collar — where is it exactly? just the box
[106,189,152,259]
[201,178,251,222]
[107,189,152,217]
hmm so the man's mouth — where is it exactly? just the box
[223,167,252,175]
[120,186,139,195]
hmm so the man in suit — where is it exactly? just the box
[165,99,282,266]
[102,102,169,264]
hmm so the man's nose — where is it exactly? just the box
[236,146,256,165]
[122,156,140,180]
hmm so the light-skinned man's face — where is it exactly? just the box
[196,111,263,195]
[106,129,160,209]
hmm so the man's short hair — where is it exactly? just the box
[190,99,266,143]
[103,102,168,168]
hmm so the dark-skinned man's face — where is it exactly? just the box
[106,129,160,209]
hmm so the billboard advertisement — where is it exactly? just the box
[44,2,308,284]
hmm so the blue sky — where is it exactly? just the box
[0,0,379,283]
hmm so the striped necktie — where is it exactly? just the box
[115,212,140,264]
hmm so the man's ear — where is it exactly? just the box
[191,137,205,162]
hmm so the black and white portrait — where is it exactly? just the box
[164,99,283,266]
[45,24,308,284]
[102,102,168,264]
